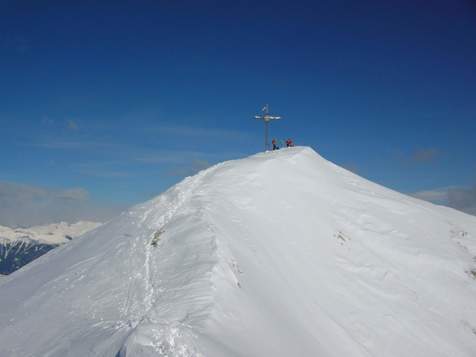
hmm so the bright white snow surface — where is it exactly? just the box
[0,221,102,245]
[0,147,476,357]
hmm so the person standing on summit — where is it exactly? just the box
[272,138,279,150]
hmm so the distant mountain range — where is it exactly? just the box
[0,221,101,275]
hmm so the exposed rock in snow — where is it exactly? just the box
[0,147,475,357]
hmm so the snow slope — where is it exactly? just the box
[0,147,475,357]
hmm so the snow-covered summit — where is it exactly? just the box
[0,147,475,357]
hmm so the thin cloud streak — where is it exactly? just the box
[411,148,439,163]
[165,159,211,177]
[72,162,133,178]
[412,189,448,202]
[135,150,219,165]
[395,147,441,167]
[0,181,123,227]
[412,185,476,215]
[155,125,252,140]
[66,119,79,131]
[33,140,114,150]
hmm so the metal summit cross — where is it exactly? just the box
[254,104,282,151]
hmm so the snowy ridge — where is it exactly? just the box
[0,147,476,356]
[118,167,222,356]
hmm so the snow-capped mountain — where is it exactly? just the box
[0,221,101,274]
[0,147,475,357]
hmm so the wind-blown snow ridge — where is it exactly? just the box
[118,166,222,356]
[0,147,476,357]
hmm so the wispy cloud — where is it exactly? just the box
[34,140,113,150]
[447,186,476,215]
[412,185,476,215]
[165,159,211,177]
[26,121,248,182]
[72,162,132,178]
[66,119,79,131]
[40,116,55,126]
[0,181,123,227]
[410,148,439,163]
[412,188,449,203]
[56,187,89,201]
[135,150,216,165]
[2,34,31,54]
[32,122,251,152]
[135,149,243,177]
[155,125,252,140]
[396,147,441,166]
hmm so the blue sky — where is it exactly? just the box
[1,0,475,224]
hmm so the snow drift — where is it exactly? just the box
[0,147,475,357]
